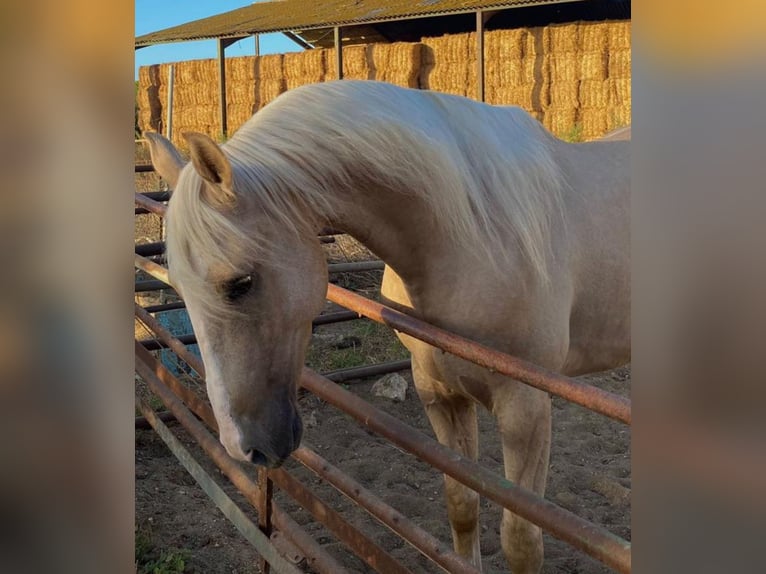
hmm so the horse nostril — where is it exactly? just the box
[246,449,268,466]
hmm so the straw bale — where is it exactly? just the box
[608,21,631,50]
[608,49,631,79]
[548,53,580,82]
[606,104,631,131]
[323,45,371,80]
[612,78,631,105]
[580,51,608,80]
[226,81,256,106]
[256,80,286,110]
[549,80,580,108]
[255,54,284,81]
[486,58,525,89]
[370,42,422,88]
[580,108,608,139]
[284,49,326,89]
[523,27,550,57]
[485,29,525,61]
[492,83,548,111]
[579,80,612,109]
[543,107,577,137]
[227,57,256,82]
[579,22,609,52]
[227,103,255,133]
[548,23,579,53]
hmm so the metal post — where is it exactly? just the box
[334,27,343,79]
[476,11,485,102]
[166,64,175,139]
[254,33,260,56]
[217,38,228,139]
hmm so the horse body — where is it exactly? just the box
[145,80,629,573]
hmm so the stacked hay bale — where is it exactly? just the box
[225,56,257,133]
[284,48,326,90]
[324,45,372,80]
[576,21,611,139]
[255,54,286,111]
[543,23,580,138]
[369,42,423,88]
[420,33,477,98]
[136,64,164,135]
[605,21,631,133]
[172,59,219,143]
[484,27,547,121]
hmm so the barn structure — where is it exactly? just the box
[135,0,631,143]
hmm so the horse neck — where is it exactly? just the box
[325,181,456,290]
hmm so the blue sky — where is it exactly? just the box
[135,1,303,80]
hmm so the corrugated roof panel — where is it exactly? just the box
[136,0,584,47]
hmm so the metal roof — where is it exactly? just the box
[135,0,585,48]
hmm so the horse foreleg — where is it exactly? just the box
[411,360,483,571]
[495,384,551,574]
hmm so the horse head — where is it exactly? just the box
[145,131,328,467]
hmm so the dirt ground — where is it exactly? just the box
[135,319,630,574]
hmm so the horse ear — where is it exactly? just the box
[143,131,184,188]
[182,132,236,207]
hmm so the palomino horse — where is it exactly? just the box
[145,80,630,573]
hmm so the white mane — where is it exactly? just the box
[167,80,565,314]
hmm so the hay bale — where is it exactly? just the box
[608,49,631,79]
[548,23,579,53]
[324,45,370,80]
[580,51,608,80]
[608,21,631,50]
[226,57,256,82]
[607,104,631,131]
[227,103,255,133]
[550,80,580,108]
[284,49,326,89]
[612,78,631,105]
[370,42,422,88]
[580,108,608,139]
[579,22,609,52]
[579,80,612,109]
[256,80,285,110]
[524,26,550,57]
[493,83,548,112]
[255,54,284,81]
[421,33,475,96]
[486,29,525,61]
[543,107,577,138]
[226,81,256,106]
[548,53,580,82]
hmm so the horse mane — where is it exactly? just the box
[167,80,565,315]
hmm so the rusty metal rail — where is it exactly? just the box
[135,345,348,574]
[134,303,631,573]
[326,284,631,425]
[134,205,632,571]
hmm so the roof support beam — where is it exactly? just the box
[283,31,313,50]
[476,11,485,102]
[217,38,228,139]
[254,33,260,56]
[334,27,343,80]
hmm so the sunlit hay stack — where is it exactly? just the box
[323,45,371,81]
[605,21,631,133]
[421,33,476,98]
[223,57,257,134]
[580,51,609,81]
[370,42,423,88]
[543,107,578,139]
[484,28,525,106]
[523,26,551,109]
[579,21,609,52]
[255,54,285,111]
[284,48,326,90]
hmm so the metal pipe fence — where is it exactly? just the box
[133,181,631,573]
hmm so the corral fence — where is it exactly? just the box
[134,165,631,573]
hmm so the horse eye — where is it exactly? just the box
[221,274,253,302]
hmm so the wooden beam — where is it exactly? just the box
[476,11,485,102]
[217,38,228,139]
[334,26,343,80]
[283,31,313,50]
